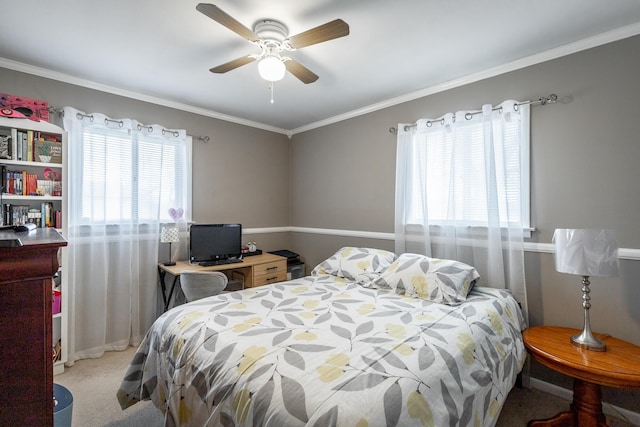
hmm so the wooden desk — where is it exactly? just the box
[158,253,287,311]
[523,326,640,427]
[0,228,67,427]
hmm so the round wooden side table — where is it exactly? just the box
[522,326,640,427]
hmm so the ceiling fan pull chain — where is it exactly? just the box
[270,82,275,104]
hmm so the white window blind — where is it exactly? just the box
[62,106,192,363]
[395,101,530,316]
[406,106,530,229]
[77,125,189,225]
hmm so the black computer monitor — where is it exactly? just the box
[189,223,242,263]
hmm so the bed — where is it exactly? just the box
[118,248,526,426]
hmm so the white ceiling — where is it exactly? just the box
[2,1,640,134]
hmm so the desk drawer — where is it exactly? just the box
[253,259,287,286]
[254,270,287,286]
[253,260,286,276]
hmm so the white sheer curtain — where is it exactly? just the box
[395,100,529,319]
[63,107,191,363]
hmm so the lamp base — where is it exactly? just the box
[163,261,176,266]
[571,332,606,352]
[571,275,606,352]
[571,276,607,351]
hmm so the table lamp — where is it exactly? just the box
[160,226,180,266]
[553,228,619,351]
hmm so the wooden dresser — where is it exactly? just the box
[0,228,67,427]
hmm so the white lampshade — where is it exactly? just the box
[258,56,286,81]
[553,229,619,277]
[160,226,180,244]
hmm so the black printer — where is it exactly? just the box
[268,249,305,279]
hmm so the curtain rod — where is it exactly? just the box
[388,93,558,135]
[47,106,211,142]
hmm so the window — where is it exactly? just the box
[404,103,530,230]
[395,101,530,311]
[78,126,188,224]
[62,107,192,361]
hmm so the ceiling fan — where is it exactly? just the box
[196,3,350,86]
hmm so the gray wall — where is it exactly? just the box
[0,67,292,253]
[292,34,640,343]
[289,35,640,411]
[3,33,639,411]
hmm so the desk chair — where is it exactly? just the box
[180,270,228,302]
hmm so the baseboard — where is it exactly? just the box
[530,378,640,425]
[53,363,64,376]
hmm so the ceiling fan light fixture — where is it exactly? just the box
[258,56,286,81]
[198,5,349,86]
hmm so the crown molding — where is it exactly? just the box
[289,21,640,136]
[0,57,289,136]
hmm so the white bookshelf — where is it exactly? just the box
[0,115,68,374]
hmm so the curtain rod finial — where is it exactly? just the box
[540,94,558,105]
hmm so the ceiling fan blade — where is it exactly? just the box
[285,59,319,84]
[196,3,259,42]
[210,55,256,73]
[287,19,349,49]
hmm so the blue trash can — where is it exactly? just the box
[53,383,73,427]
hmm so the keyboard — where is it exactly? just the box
[199,258,243,267]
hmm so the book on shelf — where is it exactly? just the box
[0,203,59,228]
[0,128,10,159]
[41,201,54,228]
[20,130,26,161]
[2,166,62,197]
[2,204,30,226]
[55,209,62,229]
[2,169,27,195]
[36,179,60,196]
[28,208,42,224]
[1,203,8,226]
[4,169,24,195]
[23,171,38,196]
[11,129,17,160]
[26,130,33,162]
[0,126,62,162]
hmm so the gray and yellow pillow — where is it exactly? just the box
[372,253,479,305]
[311,247,397,280]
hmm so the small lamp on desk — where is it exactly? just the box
[160,226,180,266]
[553,228,619,351]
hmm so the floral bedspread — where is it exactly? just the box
[117,275,526,426]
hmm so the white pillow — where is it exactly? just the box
[372,253,479,305]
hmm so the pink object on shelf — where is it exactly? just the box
[52,289,62,314]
